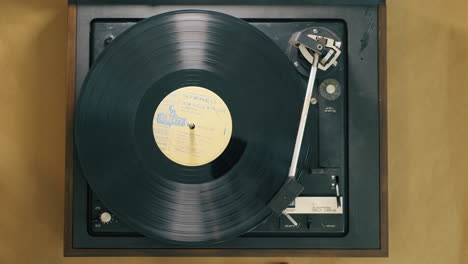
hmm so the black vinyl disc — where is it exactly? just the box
[75,10,304,244]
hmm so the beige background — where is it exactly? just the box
[0,0,467,263]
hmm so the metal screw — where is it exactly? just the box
[312,28,318,34]
[293,61,299,67]
[310,98,318,104]
[317,44,323,50]
[104,35,115,46]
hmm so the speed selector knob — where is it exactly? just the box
[99,212,112,224]
[319,79,341,101]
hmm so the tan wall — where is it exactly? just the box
[0,0,466,263]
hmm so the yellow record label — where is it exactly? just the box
[152,86,232,166]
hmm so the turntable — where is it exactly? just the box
[65,0,388,257]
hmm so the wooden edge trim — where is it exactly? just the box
[64,248,388,258]
[64,3,77,257]
[378,3,389,257]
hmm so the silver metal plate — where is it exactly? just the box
[284,197,343,214]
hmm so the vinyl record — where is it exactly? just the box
[75,10,305,244]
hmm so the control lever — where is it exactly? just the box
[331,175,341,208]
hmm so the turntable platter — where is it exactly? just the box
[75,10,304,244]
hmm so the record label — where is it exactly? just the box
[152,86,232,166]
